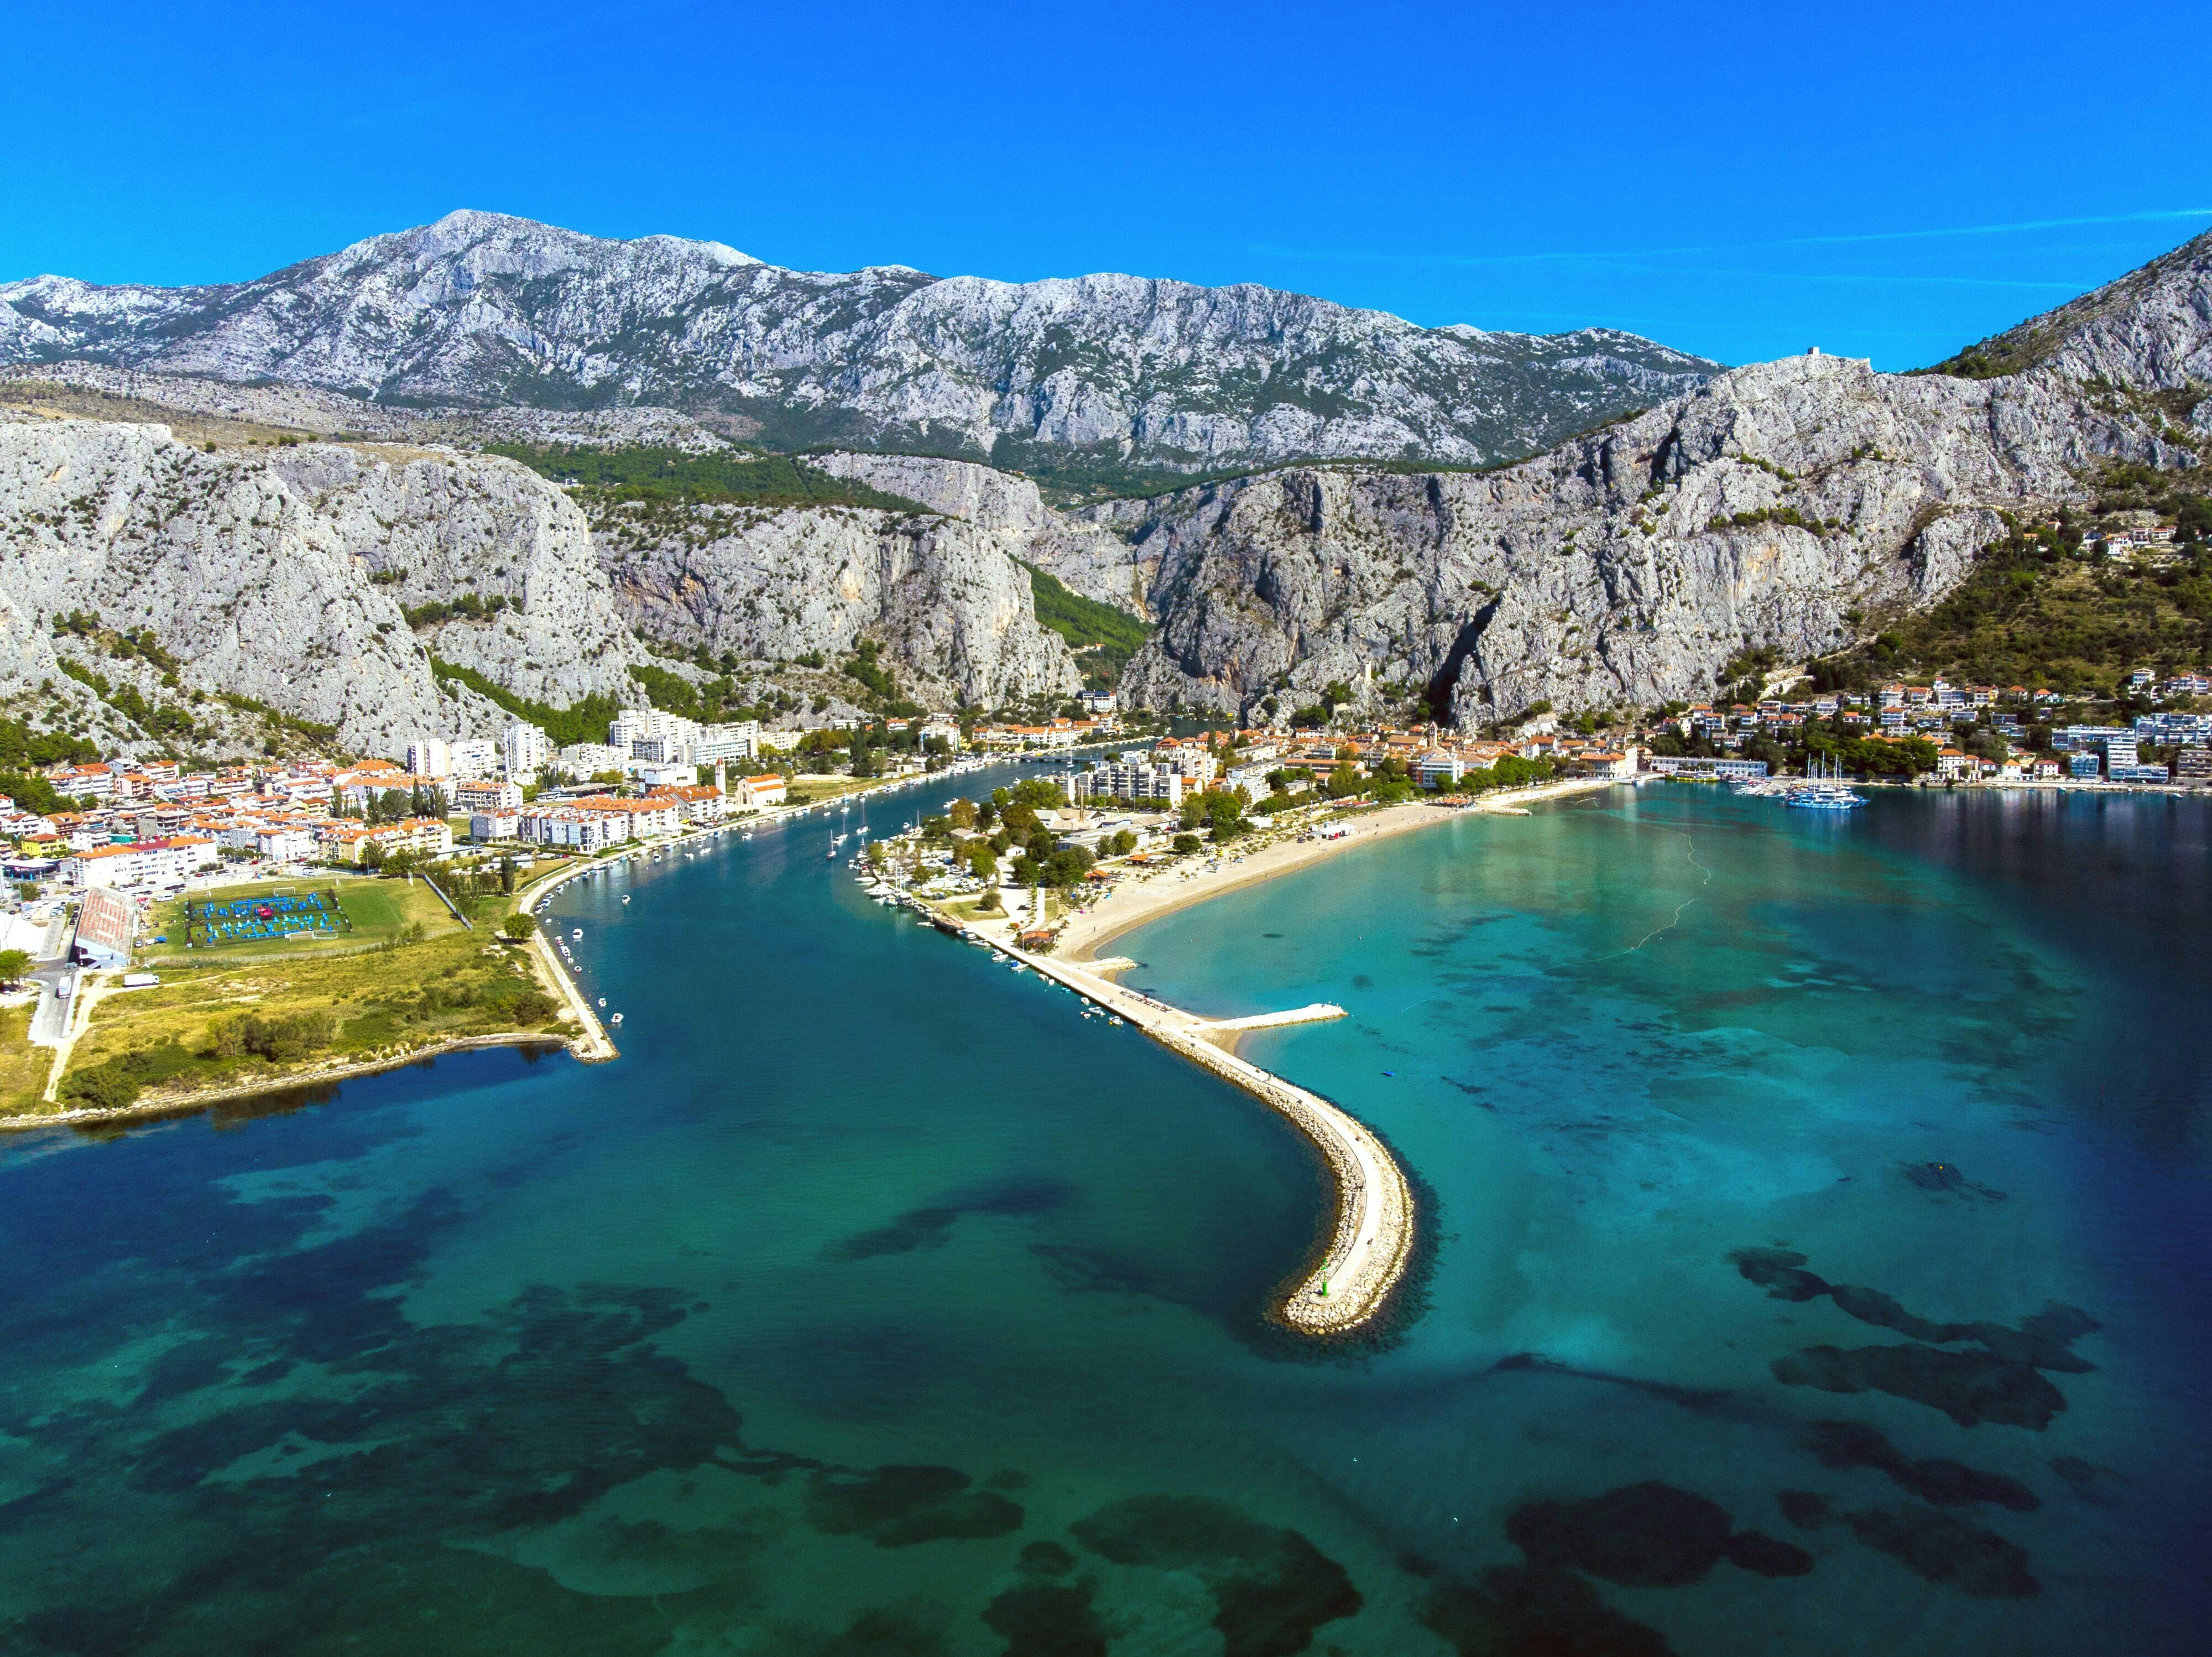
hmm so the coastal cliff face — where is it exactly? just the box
[1118,237,2210,726]
[0,210,1719,477]
[257,444,640,711]
[0,415,524,754]
[598,500,1082,707]
[811,449,1153,614]
[0,416,1084,754]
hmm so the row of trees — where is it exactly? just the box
[329,783,451,825]
[1650,721,1941,777]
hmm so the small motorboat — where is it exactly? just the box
[1109,1017,1125,1026]
[609,1012,624,1025]
[621,895,630,904]
[597,997,607,1008]
[571,929,583,940]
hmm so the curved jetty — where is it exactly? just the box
[1009,947,1414,1335]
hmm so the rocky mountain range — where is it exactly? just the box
[0,211,1718,482]
[1110,230,2209,725]
[1,225,2204,759]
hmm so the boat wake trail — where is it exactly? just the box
[1619,833,1713,956]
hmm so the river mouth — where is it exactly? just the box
[0,776,2205,1654]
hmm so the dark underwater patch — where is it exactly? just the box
[0,1157,1049,1657]
[1776,1489,1832,1530]
[823,1179,1074,1263]
[1029,1241,1161,1299]
[1843,1504,2040,1598]
[1072,1494,1361,1656]
[4,1277,758,1653]
[983,1578,1107,1657]
[2047,1453,2129,1507]
[1803,1420,2039,1510]
[812,1607,953,1657]
[1723,1529,1815,1577]
[805,1465,1024,1547]
[1901,1160,2006,1200]
[1731,1247,2096,1427]
[1420,1565,1676,1657]
[1773,1345,2068,1430]
[1487,1352,1738,1415]
[1508,1482,1746,1588]
[1017,1539,1078,1576]
[825,1206,962,1260]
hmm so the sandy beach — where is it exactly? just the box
[1055,776,1625,966]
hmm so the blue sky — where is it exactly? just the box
[9,0,2208,369]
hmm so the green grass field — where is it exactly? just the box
[0,1005,49,1116]
[147,877,462,962]
[52,894,565,1115]
[789,777,875,804]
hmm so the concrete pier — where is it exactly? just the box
[1201,1003,1347,1039]
[1000,949,1411,1336]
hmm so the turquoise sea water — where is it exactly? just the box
[1,774,2205,1655]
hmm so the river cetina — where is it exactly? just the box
[1,771,2204,1655]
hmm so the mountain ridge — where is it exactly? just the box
[2,224,2205,759]
[0,210,1720,487]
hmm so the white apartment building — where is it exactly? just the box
[1065,764,1187,807]
[1416,752,1465,790]
[406,736,500,779]
[256,826,320,862]
[692,721,759,764]
[503,721,552,779]
[556,743,628,778]
[64,836,218,889]
[1154,744,1219,786]
[452,778,524,815]
[611,707,758,768]
[448,738,499,778]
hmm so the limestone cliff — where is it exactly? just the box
[1119,232,2210,726]
[811,450,1152,616]
[0,415,639,754]
[597,498,1081,707]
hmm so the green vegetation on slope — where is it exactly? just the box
[1022,562,1150,689]
[1808,473,2212,696]
[487,444,930,513]
[0,716,99,773]
[628,661,783,727]
[989,433,1515,508]
[428,658,627,749]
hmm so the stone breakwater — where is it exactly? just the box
[1166,1021,1415,1335]
[1004,947,1414,1336]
